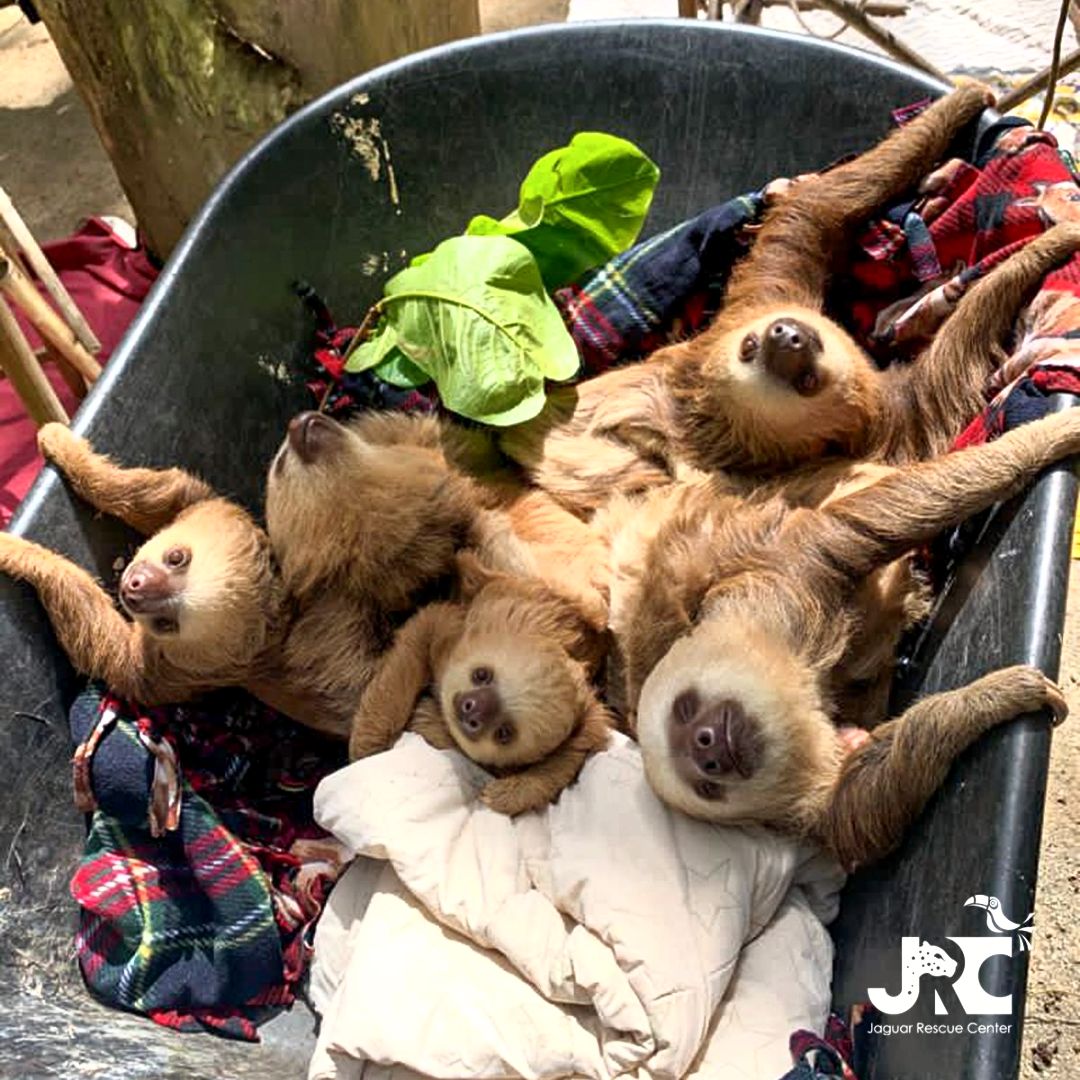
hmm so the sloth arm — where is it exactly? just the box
[897,221,1080,459]
[479,698,613,816]
[820,665,1066,868]
[38,423,214,535]
[0,532,148,700]
[348,602,465,761]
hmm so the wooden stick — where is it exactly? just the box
[42,342,89,400]
[997,47,1080,115]
[678,0,698,16]
[0,251,102,385]
[1038,0,1073,130]
[761,0,908,12]
[0,187,101,355]
[733,0,765,22]
[0,219,32,279]
[811,0,948,82]
[0,298,69,428]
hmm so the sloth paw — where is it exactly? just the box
[998,664,1068,726]
[37,421,86,466]
[479,775,554,817]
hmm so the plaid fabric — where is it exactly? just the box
[550,193,764,374]
[70,684,348,1040]
[836,115,1080,449]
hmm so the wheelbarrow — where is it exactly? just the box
[0,19,1072,1080]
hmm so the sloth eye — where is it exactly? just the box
[471,666,493,686]
[696,780,722,800]
[164,546,191,570]
[152,617,179,634]
[493,723,514,745]
[739,333,759,362]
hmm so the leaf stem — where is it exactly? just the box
[341,298,388,366]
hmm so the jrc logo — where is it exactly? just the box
[868,894,1033,1017]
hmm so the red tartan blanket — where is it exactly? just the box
[70,685,348,1040]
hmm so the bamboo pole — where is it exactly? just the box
[42,343,90,401]
[0,188,101,355]
[0,299,69,428]
[0,252,101,386]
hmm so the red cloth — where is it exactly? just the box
[1,217,158,528]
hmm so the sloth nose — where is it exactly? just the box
[453,686,501,739]
[120,561,172,611]
[761,318,823,395]
[768,318,805,351]
[287,411,336,462]
[669,691,764,786]
[685,701,762,780]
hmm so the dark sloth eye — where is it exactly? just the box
[471,666,493,686]
[493,723,514,745]
[164,546,191,570]
[153,617,179,634]
[739,333,759,362]
[696,780,721,799]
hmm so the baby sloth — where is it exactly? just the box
[620,407,1080,868]
[348,553,612,816]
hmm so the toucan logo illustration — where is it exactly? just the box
[964,894,1034,952]
[867,893,1031,1017]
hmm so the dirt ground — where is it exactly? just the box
[0,1,1076,1076]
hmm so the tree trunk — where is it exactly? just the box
[35,0,481,258]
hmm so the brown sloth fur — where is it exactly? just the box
[592,222,1080,731]
[499,84,1080,516]
[348,552,613,815]
[0,411,606,738]
[617,408,1080,869]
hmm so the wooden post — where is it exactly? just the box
[34,0,482,259]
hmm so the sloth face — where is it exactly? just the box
[692,305,881,470]
[438,631,588,769]
[635,622,841,832]
[124,500,273,667]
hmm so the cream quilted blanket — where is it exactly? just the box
[309,732,844,1080]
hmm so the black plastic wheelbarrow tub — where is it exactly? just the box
[0,20,1073,1080]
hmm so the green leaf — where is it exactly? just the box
[344,323,429,388]
[464,132,660,288]
[347,235,579,426]
[345,320,399,372]
[374,348,429,389]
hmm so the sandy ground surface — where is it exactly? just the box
[0,1,1077,1075]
